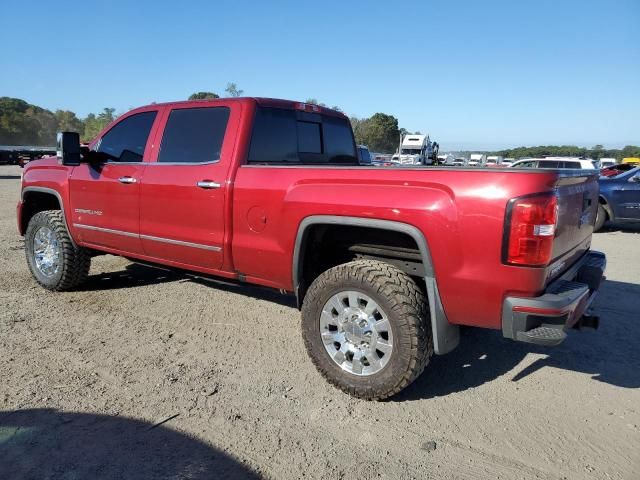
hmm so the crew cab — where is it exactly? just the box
[17,98,606,400]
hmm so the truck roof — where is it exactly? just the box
[130,97,348,118]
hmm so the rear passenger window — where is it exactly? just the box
[158,107,230,164]
[248,108,297,163]
[563,161,580,168]
[540,161,559,168]
[248,107,357,165]
[97,111,157,162]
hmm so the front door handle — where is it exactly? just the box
[197,180,221,189]
[118,176,137,184]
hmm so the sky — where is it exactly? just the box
[1,0,638,150]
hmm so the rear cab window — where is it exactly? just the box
[248,106,357,165]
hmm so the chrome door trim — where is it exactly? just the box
[74,223,138,238]
[73,223,221,251]
[139,233,222,251]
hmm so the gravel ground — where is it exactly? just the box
[1,164,638,479]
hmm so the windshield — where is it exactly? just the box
[401,149,420,155]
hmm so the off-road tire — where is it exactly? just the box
[594,204,607,232]
[301,259,433,400]
[25,210,91,291]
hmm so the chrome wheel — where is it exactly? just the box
[320,290,393,376]
[33,226,61,277]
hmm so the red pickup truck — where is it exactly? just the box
[17,98,606,400]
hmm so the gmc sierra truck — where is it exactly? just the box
[17,98,606,400]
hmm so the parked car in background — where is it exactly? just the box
[486,155,503,166]
[468,153,486,166]
[622,157,640,166]
[502,158,515,166]
[595,166,640,231]
[599,158,617,168]
[437,153,455,165]
[511,158,596,169]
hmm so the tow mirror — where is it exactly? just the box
[56,132,81,166]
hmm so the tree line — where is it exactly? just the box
[0,97,119,146]
[491,144,640,161]
[0,83,248,146]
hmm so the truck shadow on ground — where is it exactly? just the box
[83,262,297,308]
[598,222,640,234]
[0,409,261,480]
[81,264,639,400]
[395,279,640,401]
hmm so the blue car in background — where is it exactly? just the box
[596,166,640,231]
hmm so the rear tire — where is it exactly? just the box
[25,210,91,291]
[301,260,432,400]
[594,204,607,232]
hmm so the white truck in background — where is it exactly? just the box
[599,158,617,168]
[437,153,455,165]
[391,134,439,165]
[468,153,487,166]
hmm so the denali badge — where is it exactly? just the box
[74,208,103,216]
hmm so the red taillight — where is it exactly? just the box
[504,193,558,267]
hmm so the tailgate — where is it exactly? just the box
[547,172,599,281]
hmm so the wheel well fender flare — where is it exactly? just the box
[292,215,459,354]
[21,187,77,247]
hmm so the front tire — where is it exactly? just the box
[594,204,607,232]
[25,210,91,291]
[301,260,432,400]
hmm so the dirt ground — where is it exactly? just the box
[1,164,638,479]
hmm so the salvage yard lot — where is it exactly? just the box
[0,164,638,479]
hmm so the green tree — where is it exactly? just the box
[188,92,220,100]
[225,83,244,97]
[363,113,400,152]
[82,108,116,142]
[350,117,367,145]
[55,110,84,133]
[0,97,57,146]
[305,98,327,107]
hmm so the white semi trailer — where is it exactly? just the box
[391,134,438,165]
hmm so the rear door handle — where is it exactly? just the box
[197,180,221,189]
[118,176,137,184]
